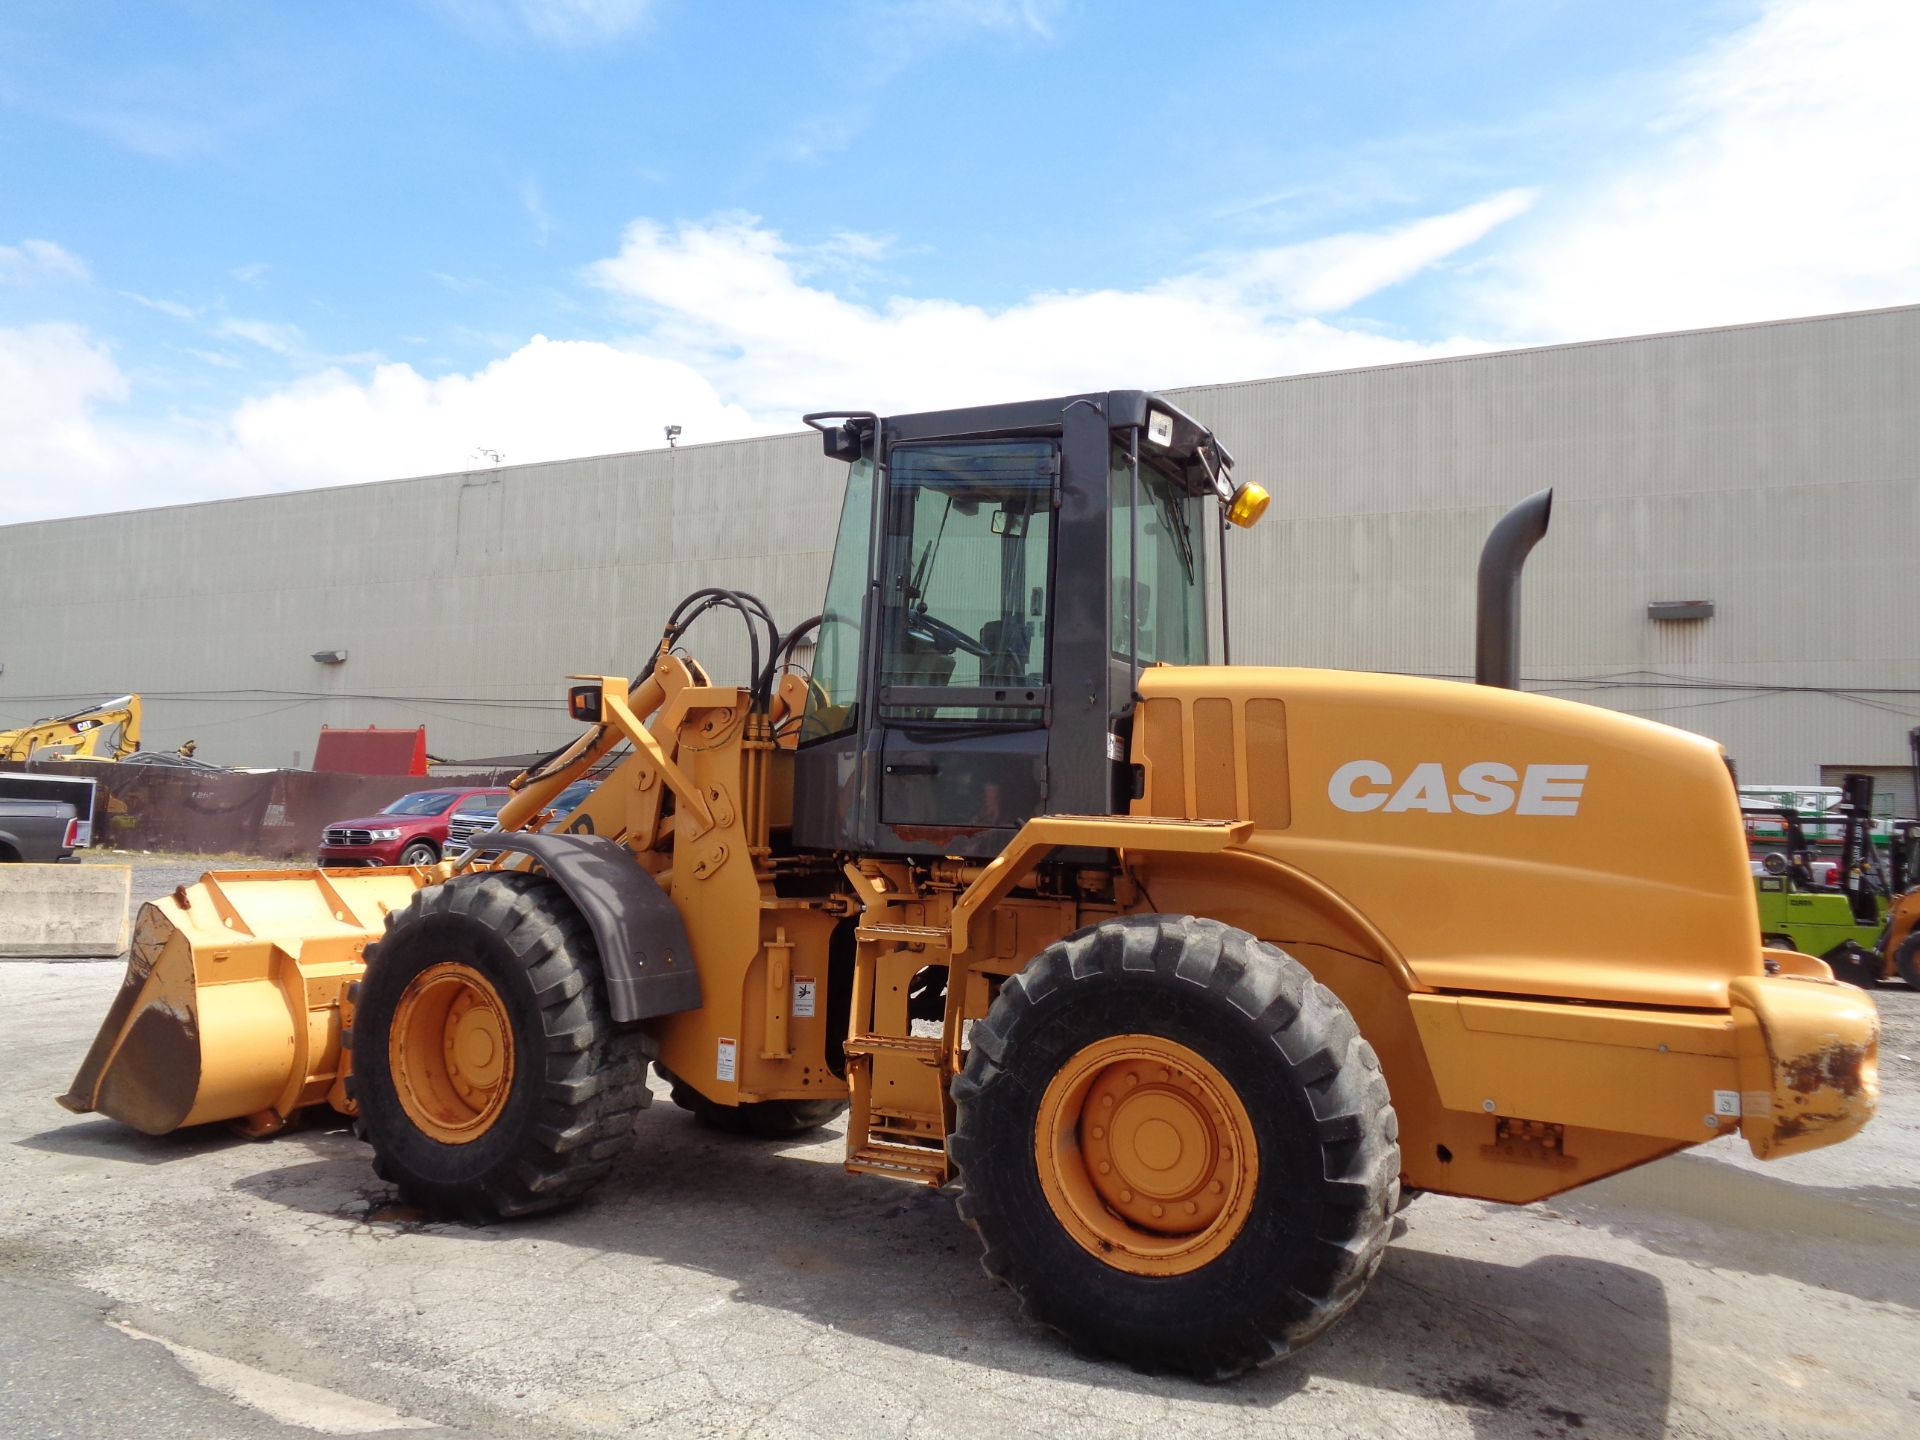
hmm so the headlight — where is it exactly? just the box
[369,828,403,841]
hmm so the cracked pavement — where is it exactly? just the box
[3,862,1918,1437]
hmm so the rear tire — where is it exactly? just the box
[354,871,650,1219]
[950,914,1399,1379]
[657,1063,847,1138]
[1894,933,1920,990]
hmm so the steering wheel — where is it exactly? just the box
[906,608,990,658]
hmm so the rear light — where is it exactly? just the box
[62,817,80,849]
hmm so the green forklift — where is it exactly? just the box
[1749,773,1920,987]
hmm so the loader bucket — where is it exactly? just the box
[58,868,438,1137]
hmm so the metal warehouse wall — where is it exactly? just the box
[0,430,847,768]
[2,304,1915,782]
[1168,304,1920,783]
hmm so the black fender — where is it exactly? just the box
[472,831,701,1022]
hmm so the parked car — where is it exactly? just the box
[445,778,598,860]
[317,786,511,868]
[0,799,81,863]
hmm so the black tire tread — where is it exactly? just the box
[949,913,1399,1378]
[358,871,650,1220]
[1894,931,1920,990]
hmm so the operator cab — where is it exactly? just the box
[791,391,1266,859]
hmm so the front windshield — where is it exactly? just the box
[801,455,876,743]
[462,792,508,815]
[1110,444,1208,665]
[382,791,457,817]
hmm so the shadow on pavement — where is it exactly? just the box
[15,1117,253,1167]
[221,1101,1672,1439]
[1556,1152,1920,1308]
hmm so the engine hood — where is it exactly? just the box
[325,812,439,832]
[1132,665,1757,1009]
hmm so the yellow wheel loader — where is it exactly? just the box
[61,392,1878,1378]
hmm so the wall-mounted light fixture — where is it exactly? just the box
[1648,600,1714,622]
[664,424,682,448]
[312,649,349,664]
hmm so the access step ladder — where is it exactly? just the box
[844,921,953,1185]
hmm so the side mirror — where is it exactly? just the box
[991,509,1030,538]
[801,411,877,462]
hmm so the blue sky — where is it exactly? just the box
[2,0,1914,522]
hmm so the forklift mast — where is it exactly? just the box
[790,392,1247,859]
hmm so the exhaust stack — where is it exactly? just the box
[1475,488,1553,689]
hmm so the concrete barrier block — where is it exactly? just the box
[0,864,131,958]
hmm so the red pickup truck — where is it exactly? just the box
[317,787,510,867]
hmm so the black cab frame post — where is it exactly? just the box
[791,391,1229,860]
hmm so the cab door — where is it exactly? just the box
[871,440,1055,855]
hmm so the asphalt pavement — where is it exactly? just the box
[3,858,1917,1438]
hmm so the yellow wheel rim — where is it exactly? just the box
[388,963,515,1144]
[1034,1033,1259,1276]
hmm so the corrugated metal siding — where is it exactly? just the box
[2,306,1915,780]
[1171,306,1920,779]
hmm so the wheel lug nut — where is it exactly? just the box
[1209,1180,1223,1195]
[1098,1161,1111,1174]
[1184,1201,1197,1215]
[1120,1189,1133,1203]
[1090,1126,1104,1140]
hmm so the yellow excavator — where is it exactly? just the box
[60,392,1878,1378]
[0,693,142,762]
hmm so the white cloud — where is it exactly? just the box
[516,0,655,43]
[9,0,1914,527]
[221,337,757,487]
[0,239,89,285]
[520,179,556,245]
[217,317,307,356]
[0,331,760,524]
[584,202,1517,420]
[0,324,139,522]
[123,291,197,320]
[437,0,656,46]
[0,197,1514,524]
[1203,189,1536,315]
[1479,0,1920,340]
[893,0,1064,38]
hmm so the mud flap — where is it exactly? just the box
[474,832,701,1022]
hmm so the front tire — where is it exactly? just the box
[950,914,1399,1378]
[353,871,650,1219]
[399,839,439,867]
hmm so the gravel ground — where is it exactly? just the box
[3,855,1917,1438]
